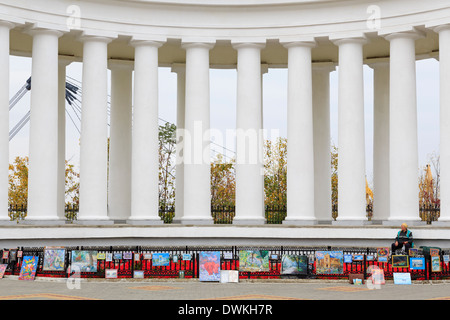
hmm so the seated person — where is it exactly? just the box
[391,223,414,254]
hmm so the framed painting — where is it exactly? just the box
[408,248,419,257]
[105,253,113,262]
[431,256,441,272]
[239,250,269,272]
[371,268,385,285]
[17,251,22,258]
[173,255,178,263]
[71,250,98,273]
[315,251,344,275]
[344,254,353,264]
[143,253,152,260]
[152,253,170,267]
[19,256,39,281]
[392,255,409,269]
[113,252,122,260]
[366,255,374,261]
[393,272,411,285]
[223,252,233,260]
[123,252,133,260]
[182,253,192,261]
[43,248,66,271]
[430,248,440,257]
[0,264,7,279]
[97,252,106,260]
[2,251,8,260]
[105,269,118,279]
[409,257,425,270]
[134,253,140,262]
[199,251,221,282]
[443,255,450,264]
[281,255,308,275]
[377,248,389,262]
[133,270,144,279]
[353,254,364,262]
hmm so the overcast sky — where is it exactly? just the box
[8,56,440,186]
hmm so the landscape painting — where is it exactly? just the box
[0,264,7,278]
[71,250,98,272]
[19,256,39,280]
[152,253,170,267]
[431,256,441,272]
[410,257,425,270]
[392,255,409,268]
[199,251,221,282]
[281,255,308,275]
[239,250,270,272]
[43,248,66,271]
[315,251,344,275]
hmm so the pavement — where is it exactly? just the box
[0,276,450,300]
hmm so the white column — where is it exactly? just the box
[181,41,214,225]
[0,21,14,224]
[26,28,64,224]
[232,42,265,225]
[369,60,390,223]
[57,58,72,220]
[383,31,423,225]
[332,38,368,225]
[283,41,317,225]
[172,64,186,222]
[77,36,112,224]
[127,40,163,225]
[435,25,450,225]
[312,63,335,224]
[108,60,133,223]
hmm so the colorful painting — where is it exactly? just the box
[377,248,389,262]
[410,257,425,270]
[113,252,122,260]
[105,269,118,279]
[19,256,39,281]
[409,248,419,257]
[182,253,192,261]
[281,255,308,275]
[123,252,132,260]
[392,255,409,268]
[0,264,7,278]
[71,251,98,272]
[97,252,106,260]
[315,251,344,275]
[431,256,441,272]
[344,254,353,264]
[393,272,411,285]
[353,254,364,261]
[2,251,8,260]
[366,255,374,261]
[17,251,22,258]
[223,252,233,260]
[173,255,178,263]
[134,253,140,262]
[152,253,170,267]
[430,248,440,257]
[143,253,152,260]
[239,250,269,272]
[106,253,113,262]
[43,248,66,271]
[443,255,450,264]
[133,270,144,279]
[199,251,221,282]
[371,268,385,285]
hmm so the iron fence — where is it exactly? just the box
[1,246,449,281]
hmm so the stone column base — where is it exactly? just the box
[233,218,266,225]
[76,219,114,225]
[283,219,318,226]
[332,220,373,226]
[21,219,66,226]
[126,219,164,225]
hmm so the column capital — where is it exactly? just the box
[108,59,134,71]
[0,20,15,30]
[181,41,215,51]
[25,27,64,38]
[312,61,336,72]
[331,36,367,47]
[58,55,74,67]
[78,35,113,44]
[171,63,186,74]
[434,24,450,34]
[129,39,164,48]
[281,40,316,49]
[383,30,425,42]
[231,41,265,51]
[366,57,390,69]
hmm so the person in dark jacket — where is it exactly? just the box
[391,223,414,254]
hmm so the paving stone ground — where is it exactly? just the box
[0,276,450,300]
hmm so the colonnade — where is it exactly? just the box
[1,22,450,226]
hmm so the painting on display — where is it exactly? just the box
[17,251,22,258]
[97,252,106,260]
[43,248,66,271]
[152,253,170,267]
[239,250,269,273]
[343,254,353,264]
[199,251,221,282]
[143,253,152,260]
[392,255,409,269]
[371,268,385,285]
[393,272,411,285]
[281,255,308,275]
[443,255,450,265]
[430,249,440,257]
[71,250,98,272]
[315,251,344,275]
[134,253,140,262]
[352,254,364,262]
[123,252,133,260]
[105,269,118,279]
[408,248,419,257]
[105,253,113,262]
[182,254,192,261]
[113,253,122,260]
[431,256,441,272]
[409,257,425,270]
[19,256,39,281]
[377,248,389,263]
[133,270,144,279]
[2,251,8,260]
[0,264,7,278]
